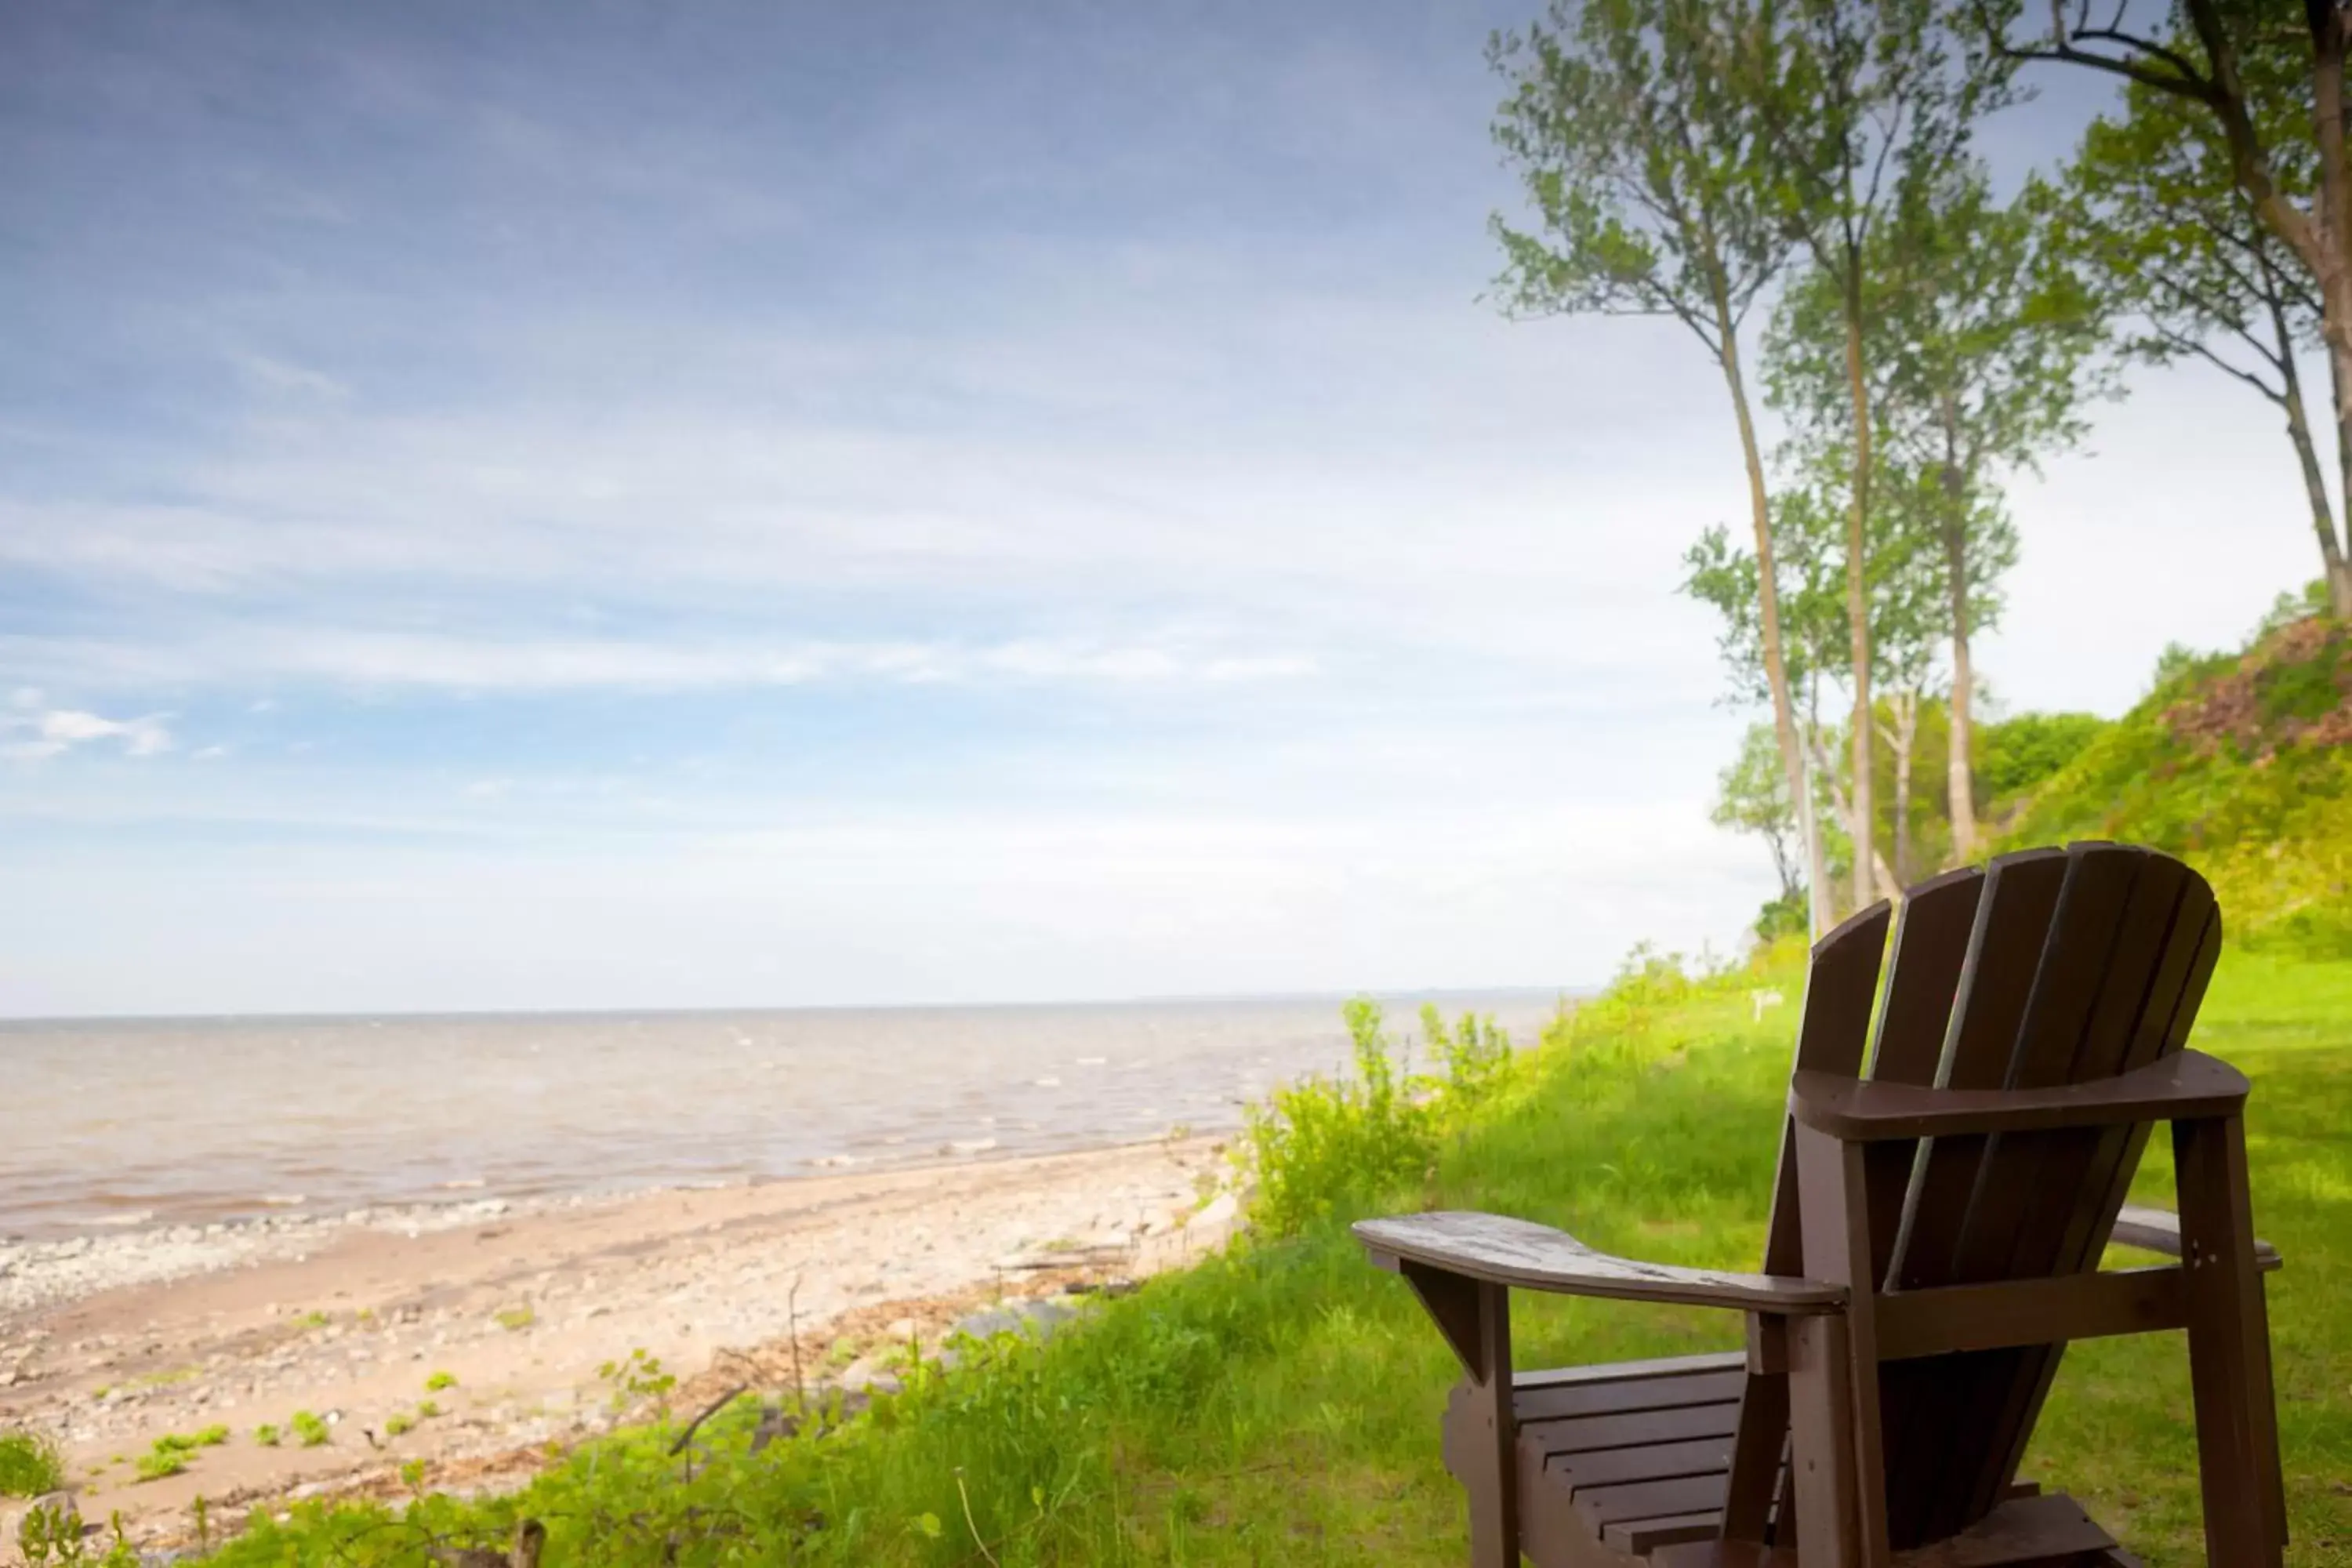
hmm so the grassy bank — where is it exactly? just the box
[146,942,2348,1568]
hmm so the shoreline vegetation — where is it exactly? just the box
[7,938,2347,1563]
[4,622,2347,1563]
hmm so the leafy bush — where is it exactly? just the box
[1241,999,1433,1237]
[0,1429,64,1496]
[1974,711,2110,806]
[1997,615,2352,954]
[290,1410,331,1448]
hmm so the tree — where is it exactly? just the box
[2058,59,2346,620]
[1684,459,1908,902]
[1487,0,1831,938]
[1740,0,2015,906]
[1711,720,1810,938]
[1986,0,2352,616]
[1867,165,2090,858]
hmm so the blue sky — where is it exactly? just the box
[0,2,2327,1016]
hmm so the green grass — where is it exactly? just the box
[0,1428,67,1497]
[424,1371,458,1392]
[204,947,2350,1565]
[289,1410,331,1449]
[135,1425,230,1483]
[1996,615,2352,956]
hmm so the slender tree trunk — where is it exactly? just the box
[1940,402,1979,862]
[1879,689,1918,887]
[2284,376,2349,608]
[2307,4,2352,616]
[1840,275,1875,908]
[2327,332,2352,617]
[1719,308,1833,938]
[1806,723,1898,898]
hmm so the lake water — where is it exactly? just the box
[0,989,1572,1240]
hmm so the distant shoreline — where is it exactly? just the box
[0,982,1589,1029]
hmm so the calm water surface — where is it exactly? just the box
[0,990,1570,1240]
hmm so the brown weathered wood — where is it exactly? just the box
[1399,1260,1486,1379]
[1357,1213,1843,1311]
[1523,1400,1741,1457]
[1885,848,2070,1286]
[1921,850,2185,1534]
[1602,1511,1725,1552]
[1555,1436,1735,1494]
[1763,898,1896,1279]
[1577,1472,1730,1526]
[1719,1365,1788,1542]
[1872,1267,2187,1360]
[1729,898,1893,1547]
[1874,849,2072,1547]
[1860,868,1985,1284]
[1459,1278,1516,1568]
[1515,1350,1751,1390]
[2176,1113,2288,1567]
[1515,1367,1748,1423]
[1650,1494,2109,1568]
[1968,880,2227,1523]
[2111,1203,2281,1270]
[1788,1048,2248,1141]
[1364,847,2284,1568]
[1884,1494,2114,1565]
[1795,1121,1889,1563]
[1786,1309,1865,1565]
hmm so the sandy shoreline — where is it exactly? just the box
[0,1136,1243,1555]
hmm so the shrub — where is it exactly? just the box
[0,1428,64,1496]
[290,1411,330,1448]
[1242,997,1523,1236]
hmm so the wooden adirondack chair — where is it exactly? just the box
[1357,844,2287,1567]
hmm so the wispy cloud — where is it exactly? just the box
[1,706,172,761]
[1,626,1319,694]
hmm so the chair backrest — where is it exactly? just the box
[1750,843,2223,1548]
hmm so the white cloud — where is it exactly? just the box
[234,354,351,402]
[0,626,1319,695]
[0,706,173,761]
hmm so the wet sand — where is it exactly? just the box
[0,1138,1240,1554]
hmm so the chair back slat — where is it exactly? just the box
[1726,898,1891,1544]
[1958,884,2222,1527]
[1865,845,2223,1544]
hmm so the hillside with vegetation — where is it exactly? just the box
[1994,612,2352,956]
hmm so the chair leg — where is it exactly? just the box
[1461,1280,1518,1568]
[2175,1114,2287,1568]
[1402,1264,1518,1566]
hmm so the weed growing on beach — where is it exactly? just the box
[0,1428,65,1496]
[133,1449,183,1482]
[423,1370,457,1392]
[16,1492,130,1568]
[416,1400,442,1420]
[292,1311,329,1330]
[137,1426,230,1479]
[383,1415,414,1438]
[1242,997,1515,1237]
[252,1425,280,1447]
[495,1307,535,1332]
[289,1411,330,1448]
[595,1349,675,1414]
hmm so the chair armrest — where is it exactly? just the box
[2112,1203,2282,1272]
[1352,1211,1843,1313]
[1788,1049,2249,1142]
